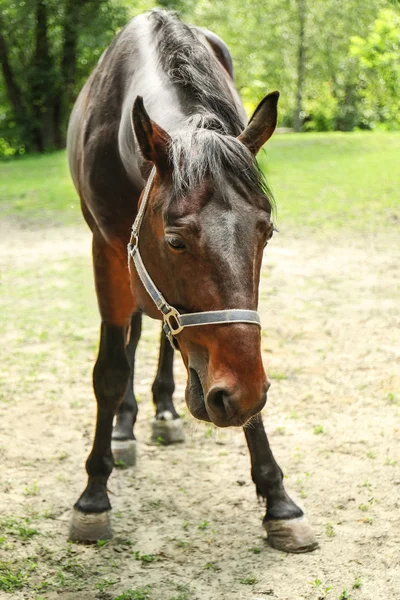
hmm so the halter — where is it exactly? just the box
[128,167,261,349]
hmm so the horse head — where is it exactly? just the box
[130,92,279,428]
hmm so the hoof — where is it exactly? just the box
[69,509,113,543]
[111,439,137,467]
[151,412,185,444]
[264,516,319,554]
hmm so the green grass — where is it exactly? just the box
[260,131,400,231]
[1,132,399,231]
[0,151,78,226]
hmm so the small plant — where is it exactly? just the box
[0,517,39,540]
[352,576,362,589]
[95,577,117,591]
[366,451,376,459]
[198,520,208,530]
[115,586,152,600]
[339,590,350,600]
[24,482,39,496]
[248,546,261,554]
[96,539,109,548]
[0,563,26,592]
[115,459,127,469]
[311,579,322,588]
[134,551,157,563]
[325,523,336,538]
[269,372,288,381]
[239,575,257,585]
[313,425,324,435]
[358,503,369,512]
[204,562,219,571]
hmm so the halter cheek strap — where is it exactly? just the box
[128,167,261,349]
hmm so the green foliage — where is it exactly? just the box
[0,0,399,156]
[350,8,400,129]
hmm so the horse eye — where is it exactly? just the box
[167,236,186,251]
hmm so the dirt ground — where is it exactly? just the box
[0,223,399,600]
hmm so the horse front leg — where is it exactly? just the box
[244,413,318,553]
[150,328,185,444]
[69,232,135,542]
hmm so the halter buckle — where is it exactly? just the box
[163,306,184,336]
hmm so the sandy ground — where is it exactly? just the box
[0,223,399,600]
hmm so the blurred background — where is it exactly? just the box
[0,0,399,157]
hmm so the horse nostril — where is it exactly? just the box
[206,385,237,422]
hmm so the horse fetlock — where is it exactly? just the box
[69,508,113,543]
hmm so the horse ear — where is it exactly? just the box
[132,96,171,171]
[238,91,279,155]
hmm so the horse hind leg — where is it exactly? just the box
[69,231,135,542]
[151,328,185,444]
[111,312,142,467]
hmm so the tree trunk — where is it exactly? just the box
[293,0,307,132]
[0,16,25,126]
[53,0,81,148]
[30,0,57,152]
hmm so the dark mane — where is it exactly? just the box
[148,10,273,212]
[168,114,273,212]
[150,9,243,136]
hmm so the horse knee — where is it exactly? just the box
[93,323,131,408]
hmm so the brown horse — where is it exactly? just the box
[67,9,317,553]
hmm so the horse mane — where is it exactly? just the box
[149,10,273,211]
[150,9,243,136]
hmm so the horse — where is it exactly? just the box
[67,9,318,553]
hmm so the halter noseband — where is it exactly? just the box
[128,167,261,349]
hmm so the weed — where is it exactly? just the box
[96,539,109,548]
[339,590,350,599]
[358,503,369,512]
[352,576,362,589]
[0,517,39,540]
[248,546,261,554]
[24,482,39,496]
[204,562,220,571]
[198,520,208,530]
[95,577,117,591]
[0,562,26,592]
[168,582,193,600]
[240,575,257,585]
[115,459,127,469]
[313,425,324,435]
[134,551,157,563]
[269,372,288,380]
[325,523,336,538]
[366,451,376,459]
[115,586,152,600]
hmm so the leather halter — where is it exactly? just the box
[128,167,261,349]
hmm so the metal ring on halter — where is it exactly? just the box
[128,167,262,349]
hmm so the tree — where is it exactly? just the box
[0,0,127,153]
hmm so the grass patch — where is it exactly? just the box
[1,133,399,232]
[115,587,152,600]
[0,562,26,592]
[259,131,400,232]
